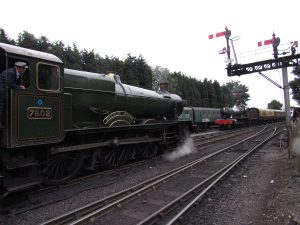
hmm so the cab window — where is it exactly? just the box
[37,63,60,91]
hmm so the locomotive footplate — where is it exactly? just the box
[52,136,162,154]
[66,121,180,134]
[2,166,43,195]
[52,121,186,154]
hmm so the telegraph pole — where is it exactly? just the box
[282,66,292,158]
[282,67,291,125]
[224,27,231,62]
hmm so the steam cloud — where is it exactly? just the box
[163,136,195,161]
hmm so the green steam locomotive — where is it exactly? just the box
[0,43,188,195]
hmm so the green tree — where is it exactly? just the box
[122,54,152,89]
[220,85,234,107]
[64,43,82,70]
[289,66,300,105]
[169,72,187,97]
[122,54,139,86]
[102,56,123,75]
[267,100,283,110]
[152,66,170,91]
[37,36,51,52]
[0,28,15,44]
[17,31,39,49]
[81,49,99,72]
[212,81,222,108]
[49,41,66,62]
[0,28,238,108]
[155,69,234,108]
[225,80,250,108]
[135,56,152,89]
[201,79,210,106]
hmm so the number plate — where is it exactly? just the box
[27,107,52,119]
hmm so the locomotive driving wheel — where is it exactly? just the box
[39,151,84,185]
[136,142,159,159]
[100,145,132,168]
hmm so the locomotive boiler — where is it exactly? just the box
[63,69,183,128]
[0,43,189,195]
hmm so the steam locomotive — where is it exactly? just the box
[0,43,189,195]
[215,106,285,129]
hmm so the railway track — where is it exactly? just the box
[192,125,268,147]
[3,126,259,203]
[39,124,284,225]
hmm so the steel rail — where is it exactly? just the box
[39,125,280,225]
[14,125,262,212]
[193,126,266,147]
[165,127,283,225]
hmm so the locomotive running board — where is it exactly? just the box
[51,137,163,154]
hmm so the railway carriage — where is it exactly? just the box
[258,108,285,122]
[215,107,285,129]
[178,107,221,131]
[0,43,189,195]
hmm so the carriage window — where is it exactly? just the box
[37,63,60,91]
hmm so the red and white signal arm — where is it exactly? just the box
[291,41,298,48]
[208,31,225,39]
[257,39,273,47]
[218,47,227,54]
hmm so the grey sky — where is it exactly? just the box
[1,0,299,108]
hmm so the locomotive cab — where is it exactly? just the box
[0,43,64,148]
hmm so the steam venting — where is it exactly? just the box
[163,135,195,161]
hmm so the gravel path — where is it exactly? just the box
[183,136,300,225]
[1,131,299,225]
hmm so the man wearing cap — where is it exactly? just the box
[0,62,28,128]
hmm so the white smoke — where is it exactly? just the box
[163,136,195,161]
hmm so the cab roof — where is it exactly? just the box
[0,42,63,64]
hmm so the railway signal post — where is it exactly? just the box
[227,32,300,158]
[208,27,239,65]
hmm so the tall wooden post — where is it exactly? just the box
[282,67,292,158]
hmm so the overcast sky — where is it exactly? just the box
[1,0,300,108]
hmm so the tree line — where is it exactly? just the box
[0,28,252,108]
[290,66,300,106]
